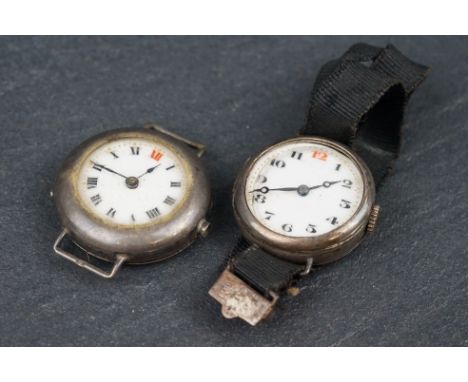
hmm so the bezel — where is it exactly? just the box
[233,136,375,265]
[53,128,211,264]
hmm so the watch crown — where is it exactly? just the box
[197,218,210,238]
[367,205,381,232]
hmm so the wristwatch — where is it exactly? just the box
[51,123,211,279]
[209,43,429,325]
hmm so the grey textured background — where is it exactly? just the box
[0,36,467,346]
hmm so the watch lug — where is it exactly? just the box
[209,270,278,326]
[299,257,314,276]
[367,204,381,232]
[144,122,206,157]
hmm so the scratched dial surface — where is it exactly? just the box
[245,141,365,238]
[77,138,188,226]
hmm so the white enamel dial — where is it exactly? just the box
[245,140,365,238]
[77,137,188,226]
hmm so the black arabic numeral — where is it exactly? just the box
[327,217,339,225]
[257,175,267,183]
[264,211,275,220]
[270,159,286,168]
[342,179,353,189]
[282,224,293,233]
[306,224,317,233]
[254,194,266,204]
[340,199,351,209]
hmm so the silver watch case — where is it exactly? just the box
[52,127,211,277]
[233,136,375,265]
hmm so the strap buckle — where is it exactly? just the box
[209,270,278,326]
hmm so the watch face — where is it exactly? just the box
[76,137,188,226]
[244,140,365,238]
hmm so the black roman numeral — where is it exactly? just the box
[164,196,176,206]
[131,146,140,155]
[291,151,303,160]
[166,165,175,171]
[110,151,119,159]
[87,177,98,189]
[335,164,341,171]
[90,194,102,206]
[146,207,161,219]
[92,163,103,171]
[106,208,116,218]
[170,181,181,187]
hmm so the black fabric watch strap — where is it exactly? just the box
[211,44,429,325]
[302,43,429,186]
[229,243,304,298]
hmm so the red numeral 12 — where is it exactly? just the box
[312,150,328,161]
[150,149,163,161]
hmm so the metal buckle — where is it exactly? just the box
[209,270,278,326]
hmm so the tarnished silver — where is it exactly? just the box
[209,270,278,326]
[52,126,211,278]
[233,136,376,265]
[54,229,126,279]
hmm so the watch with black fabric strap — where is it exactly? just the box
[209,43,429,325]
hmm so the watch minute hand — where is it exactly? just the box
[250,180,342,194]
[249,186,299,194]
[91,161,127,179]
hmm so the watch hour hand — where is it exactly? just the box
[91,161,128,179]
[138,164,160,178]
[249,186,270,194]
[322,180,341,188]
[307,180,342,191]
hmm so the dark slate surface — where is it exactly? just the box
[0,36,467,346]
